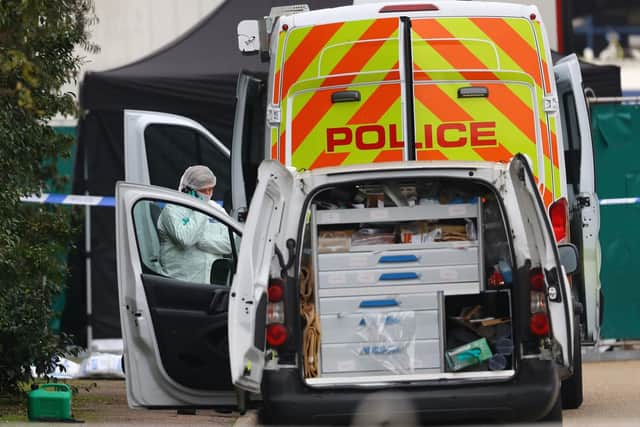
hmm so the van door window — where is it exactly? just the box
[132,199,240,286]
[560,92,581,194]
[144,124,231,211]
[130,198,240,390]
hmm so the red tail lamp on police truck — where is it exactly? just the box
[529,268,550,337]
[266,278,288,347]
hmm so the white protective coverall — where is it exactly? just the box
[157,202,231,283]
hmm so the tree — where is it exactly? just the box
[0,0,97,394]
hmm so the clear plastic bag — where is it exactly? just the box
[353,311,417,374]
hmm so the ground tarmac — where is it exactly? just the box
[3,359,639,425]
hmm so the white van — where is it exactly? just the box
[116,154,578,423]
[115,0,593,422]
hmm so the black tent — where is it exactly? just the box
[63,1,621,344]
[63,0,352,344]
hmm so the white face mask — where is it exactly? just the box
[196,191,212,202]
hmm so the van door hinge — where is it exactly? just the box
[543,95,558,113]
[576,195,591,208]
[267,106,281,125]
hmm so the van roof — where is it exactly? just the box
[284,1,541,27]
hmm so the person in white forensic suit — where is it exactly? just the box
[157,165,231,283]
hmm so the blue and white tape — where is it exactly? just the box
[21,194,640,208]
[599,198,640,206]
[20,193,115,207]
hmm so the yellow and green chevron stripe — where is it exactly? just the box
[268,15,562,205]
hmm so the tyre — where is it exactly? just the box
[561,314,584,409]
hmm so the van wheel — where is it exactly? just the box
[561,315,583,409]
[539,394,562,424]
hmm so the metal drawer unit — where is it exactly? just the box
[310,202,484,378]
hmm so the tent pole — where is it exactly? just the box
[84,147,93,352]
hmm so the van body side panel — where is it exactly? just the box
[410,17,561,205]
[275,18,402,169]
[412,80,537,167]
[269,14,565,205]
[289,80,404,168]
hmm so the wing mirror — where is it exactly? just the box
[237,20,262,55]
[558,243,579,275]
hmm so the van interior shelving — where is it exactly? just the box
[299,178,516,386]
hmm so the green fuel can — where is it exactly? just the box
[28,383,73,421]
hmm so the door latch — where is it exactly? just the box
[576,195,591,208]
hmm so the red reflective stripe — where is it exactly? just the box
[539,120,559,168]
[310,151,350,169]
[551,128,559,169]
[447,70,496,81]
[279,131,286,163]
[541,59,552,94]
[281,23,343,100]
[417,149,448,160]
[292,93,332,152]
[414,84,474,122]
[412,20,487,69]
[348,67,401,125]
[413,21,538,147]
[472,144,513,162]
[291,19,398,152]
[413,67,432,81]
[348,84,400,125]
[273,69,281,104]
[319,70,400,87]
[271,141,278,160]
[374,149,403,162]
[478,84,536,143]
[543,187,554,207]
[320,18,398,87]
[470,18,544,90]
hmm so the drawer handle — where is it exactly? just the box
[379,255,418,263]
[379,272,418,281]
[359,299,399,308]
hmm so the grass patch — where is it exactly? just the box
[0,379,112,423]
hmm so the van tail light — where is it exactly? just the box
[266,324,288,347]
[268,281,284,302]
[379,4,438,13]
[530,312,550,336]
[529,268,550,337]
[267,301,285,324]
[530,268,545,291]
[266,278,287,347]
[549,197,569,242]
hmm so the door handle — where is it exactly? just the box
[208,290,229,314]
[379,255,418,263]
[359,299,399,308]
[379,272,419,281]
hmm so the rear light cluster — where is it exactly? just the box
[549,197,569,242]
[529,268,550,336]
[266,278,288,347]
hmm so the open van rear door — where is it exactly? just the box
[123,110,232,211]
[508,154,574,370]
[231,73,267,221]
[554,54,601,342]
[116,182,242,408]
[228,160,293,393]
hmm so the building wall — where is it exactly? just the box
[59,0,223,117]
